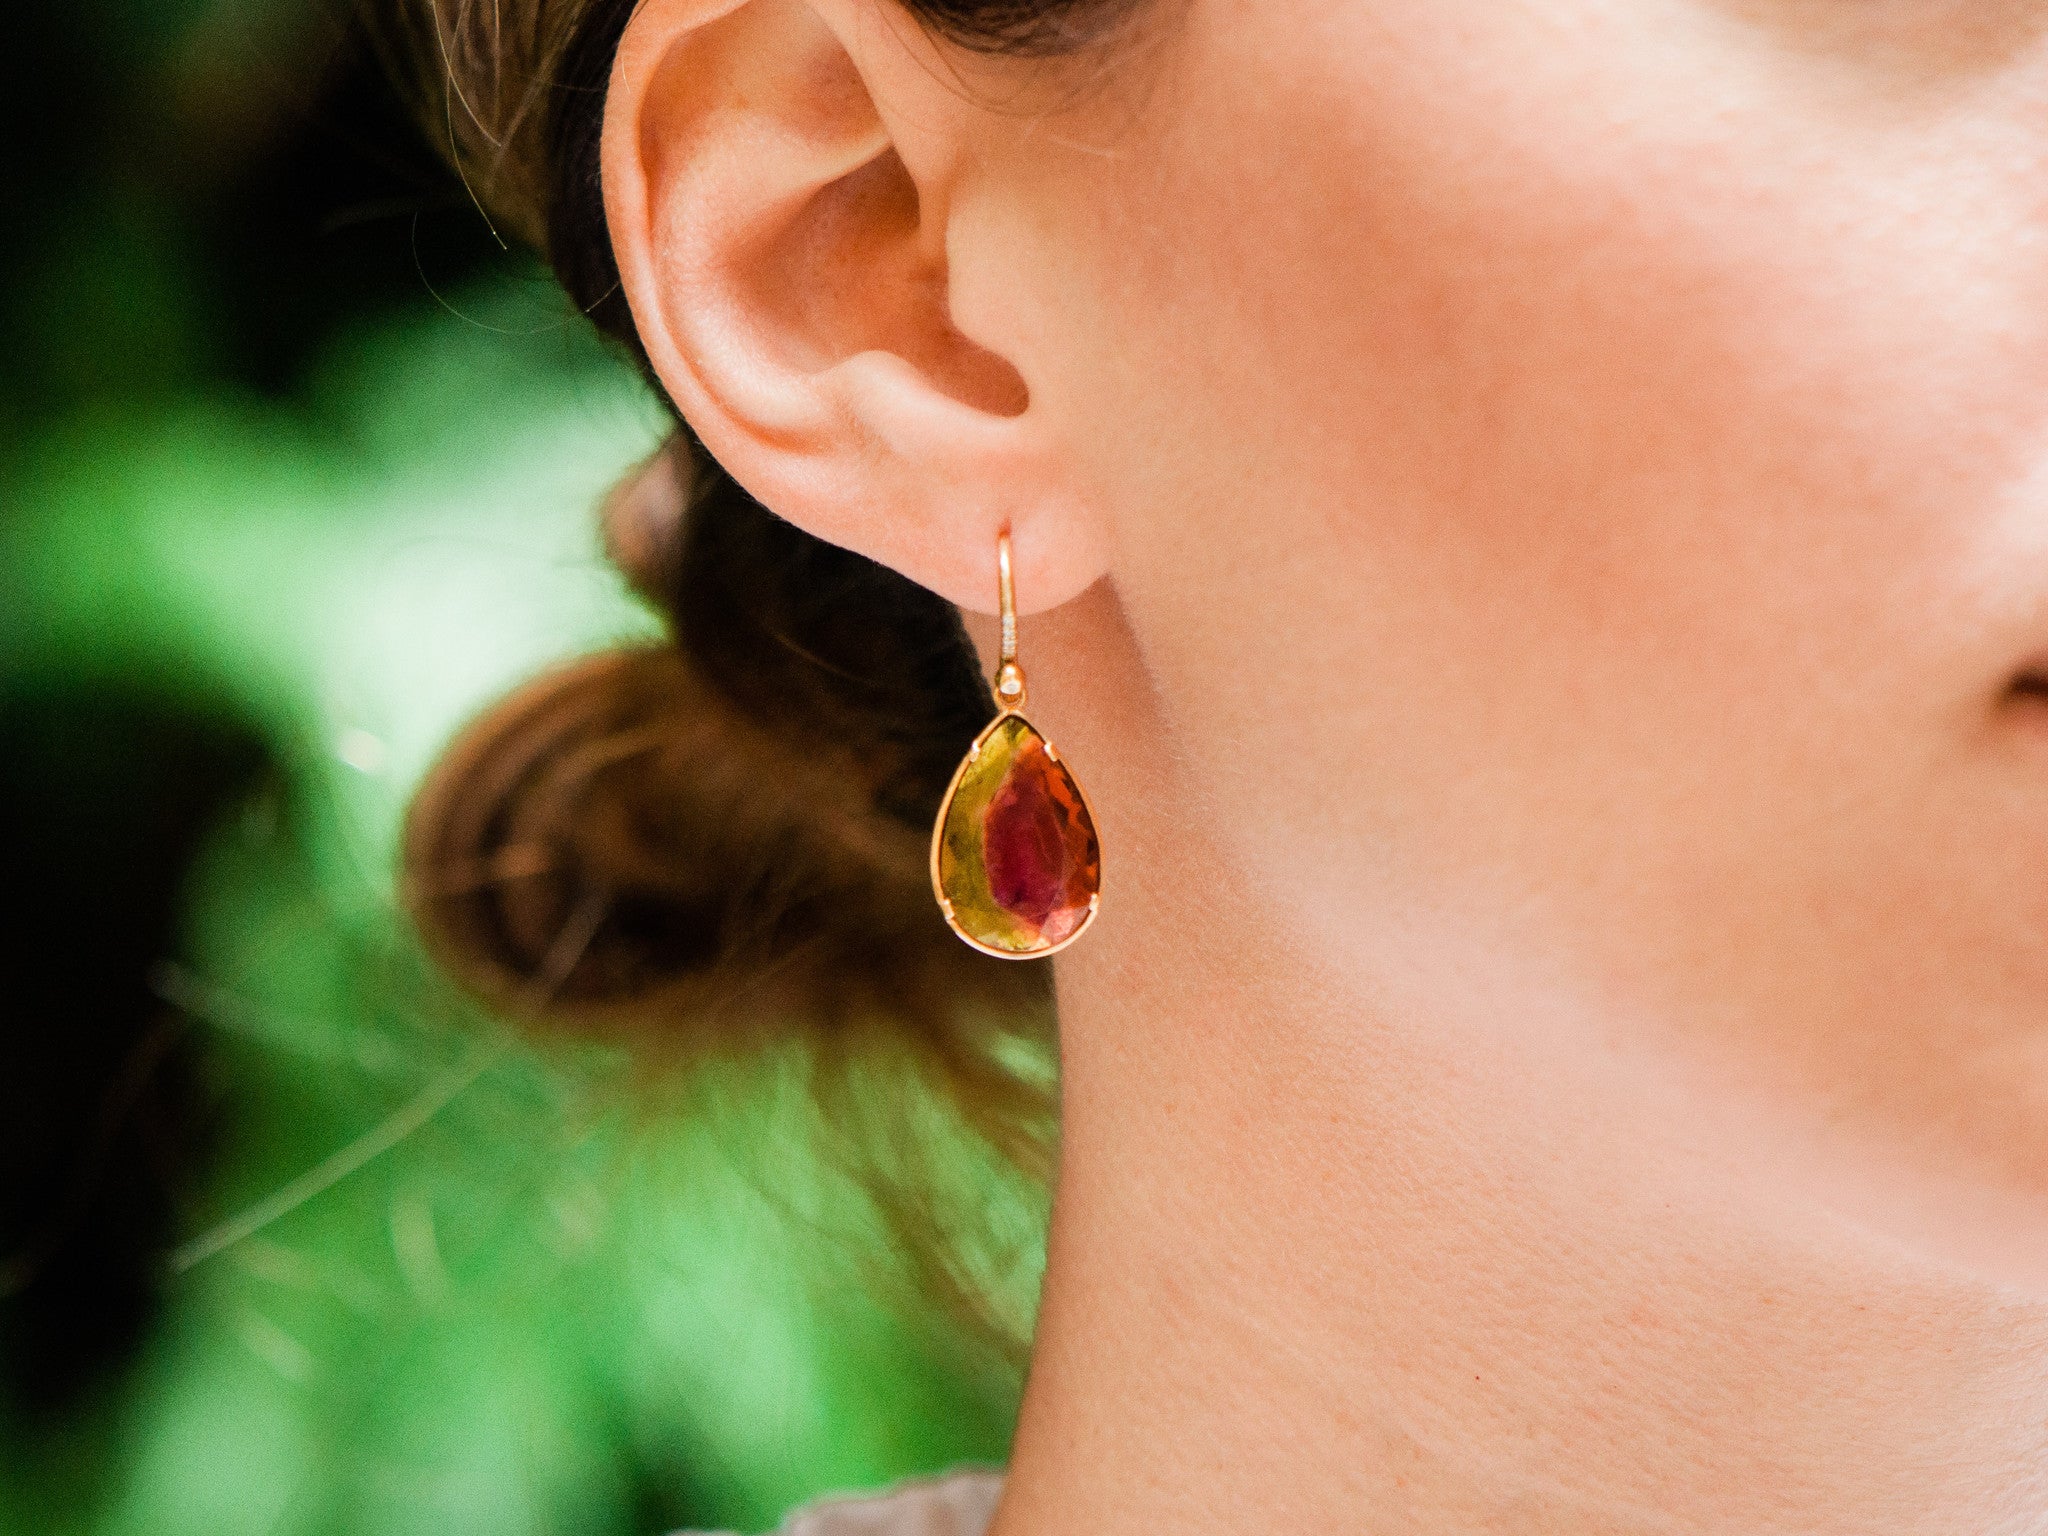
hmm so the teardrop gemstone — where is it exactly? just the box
[933,713,1101,957]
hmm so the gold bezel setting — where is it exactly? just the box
[929,707,1103,961]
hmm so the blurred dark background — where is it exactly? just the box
[1,5,1026,1532]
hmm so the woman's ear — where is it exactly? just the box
[601,0,1106,613]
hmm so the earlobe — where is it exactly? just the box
[600,0,1107,613]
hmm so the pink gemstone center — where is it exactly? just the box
[983,743,1077,937]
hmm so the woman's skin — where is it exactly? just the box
[601,0,2048,1527]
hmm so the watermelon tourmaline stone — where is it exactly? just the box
[933,713,1101,957]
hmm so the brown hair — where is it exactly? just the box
[373,0,1122,1352]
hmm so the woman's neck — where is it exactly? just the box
[984,591,2048,1535]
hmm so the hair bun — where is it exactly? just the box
[404,457,1045,1064]
[405,638,1036,1049]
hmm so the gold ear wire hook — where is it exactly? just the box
[994,531,1027,710]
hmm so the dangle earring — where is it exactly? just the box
[931,532,1102,958]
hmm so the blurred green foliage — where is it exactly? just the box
[0,4,1029,1532]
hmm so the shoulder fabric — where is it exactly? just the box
[680,1469,1005,1536]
